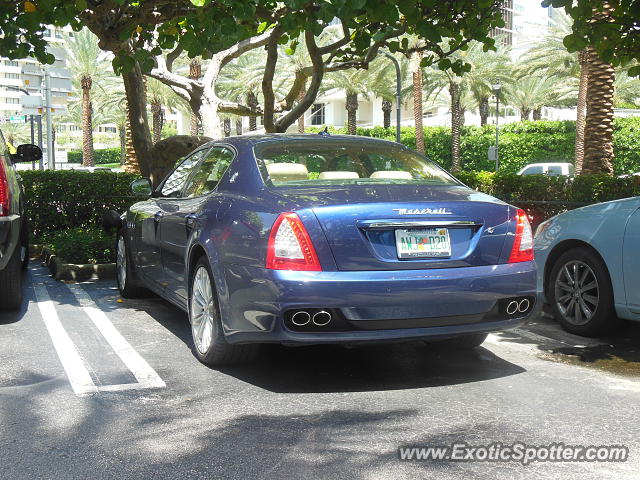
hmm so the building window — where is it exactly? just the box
[69,125,80,132]
[311,103,325,125]
[4,73,19,79]
[5,98,20,104]
[4,60,18,67]
[55,30,63,39]
[44,29,52,37]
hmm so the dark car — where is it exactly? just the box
[0,129,42,310]
[114,134,537,365]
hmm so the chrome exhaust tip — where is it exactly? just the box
[518,298,530,313]
[291,311,311,326]
[506,300,519,316]
[312,310,332,326]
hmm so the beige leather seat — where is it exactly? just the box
[370,170,413,179]
[318,171,360,180]
[266,163,309,182]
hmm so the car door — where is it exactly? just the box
[623,206,640,312]
[159,145,235,300]
[136,149,206,287]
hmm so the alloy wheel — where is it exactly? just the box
[191,266,215,354]
[554,260,599,326]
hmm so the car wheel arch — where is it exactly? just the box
[544,240,612,299]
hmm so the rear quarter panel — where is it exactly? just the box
[535,198,640,315]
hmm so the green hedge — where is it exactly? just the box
[455,171,640,227]
[20,170,139,240]
[67,147,122,165]
[43,227,115,264]
[308,117,640,175]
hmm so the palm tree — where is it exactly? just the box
[65,28,111,167]
[521,13,587,172]
[427,41,510,171]
[146,77,188,143]
[506,74,574,121]
[582,46,615,174]
[188,59,202,135]
[325,67,374,135]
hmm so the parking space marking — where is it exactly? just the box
[33,283,99,396]
[65,283,166,392]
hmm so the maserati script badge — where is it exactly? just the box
[392,208,453,215]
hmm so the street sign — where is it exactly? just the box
[9,115,27,123]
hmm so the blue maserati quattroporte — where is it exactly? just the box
[115,134,537,365]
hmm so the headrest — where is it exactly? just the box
[369,170,413,179]
[318,171,360,180]
[266,163,309,182]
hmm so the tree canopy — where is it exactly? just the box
[7,0,506,74]
[544,0,640,76]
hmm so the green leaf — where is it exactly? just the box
[257,21,269,33]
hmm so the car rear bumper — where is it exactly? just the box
[0,215,20,270]
[221,261,537,345]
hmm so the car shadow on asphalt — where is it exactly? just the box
[0,270,35,325]
[216,342,525,393]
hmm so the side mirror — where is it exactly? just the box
[130,178,153,197]
[13,144,43,164]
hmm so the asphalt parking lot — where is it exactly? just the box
[1,265,639,479]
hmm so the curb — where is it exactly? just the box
[38,245,116,282]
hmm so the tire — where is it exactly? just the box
[116,230,147,299]
[189,258,257,366]
[548,247,617,336]
[0,243,23,310]
[20,218,29,270]
[429,333,489,350]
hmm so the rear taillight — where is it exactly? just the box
[0,161,9,217]
[266,212,321,271]
[508,208,534,263]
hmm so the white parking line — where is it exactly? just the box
[64,283,166,392]
[33,283,99,396]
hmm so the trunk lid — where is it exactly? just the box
[271,184,512,271]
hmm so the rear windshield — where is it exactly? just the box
[254,140,459,187]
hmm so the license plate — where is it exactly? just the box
[395,228,451,258]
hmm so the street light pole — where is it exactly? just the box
[44,66,54,170]
[492,81,502,172]
[381,51,401,144]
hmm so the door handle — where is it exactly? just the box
[154,211,164,222]
[186,213,198,231]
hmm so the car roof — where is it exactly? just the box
[522,162,572,167]
[211,133,399,148]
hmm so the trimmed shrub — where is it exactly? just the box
[67,147,121,165]
[44,227,115,264]
[308,117,640,174]
[19,170,139,239]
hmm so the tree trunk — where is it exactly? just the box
[235,119,242,135]
[479,97,489,126]
[223,118,231,137]
[151,98,163,144]
[582,46,615,174]
[199,92,223,139]
[520,108,531,121]
[382,99,392,129]
[189,59,202,136]
[123,106,138,173]
[297,80,307,133]
[532,107,542,120]
[122,64,152,177]
[450,81,462,172]
[81,76,95,167]
[575,49,589,174]
[411,51,425,154]
[119,125,126,165]
[346,93,358,135]
[247,91,258,131]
